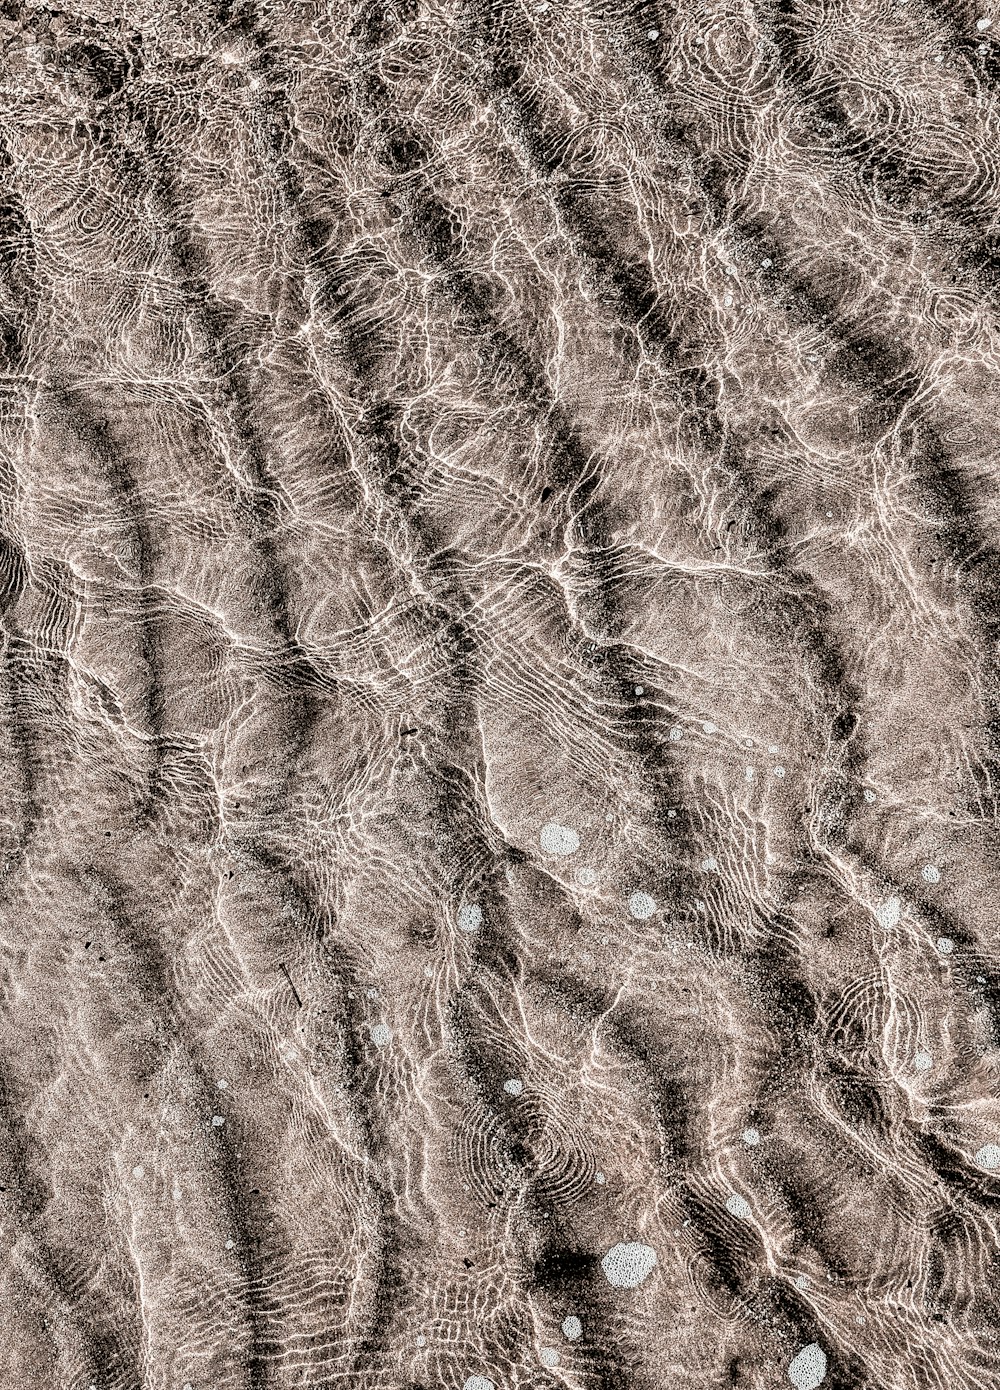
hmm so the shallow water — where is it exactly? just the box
[1,1,999,1387]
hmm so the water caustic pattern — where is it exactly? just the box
[2,0,1000,1387]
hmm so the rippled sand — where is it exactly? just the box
[2,1,1000,1387]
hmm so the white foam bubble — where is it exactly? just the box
[212,1115,225,1127]
[977,16,991,29]
[793,1273,810,1290]
[595,1171,605,1184]
[576,866,597,887]
[464,1378,495,1390]
[370,1023,391,1047]
[600,1241,657,1287]
[132,1165,144,1178]
[540,822,581,855]
[788,1342,827,1389]
[647,27,659,38]
[701,856,719,872]
[863,788,876,803]
[669,725,684,742]
[416,1334,426,1346]
[702,720,717,733]
[922,864,941,884]
[562,1315,582,1340]
[726,1194,752,1219]
[876,895,901,929]
[773,765,786,778]
[742,1127,761,1146]
[628,891,656,920]
[539,1347,560,1367]
[458,903,483,932]
[504,1078,523,1096]
[914,1051,933,1072]
[936,937,954,956]
[976,1143,1000,1169]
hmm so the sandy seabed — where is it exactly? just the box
[1,2,1000,1388]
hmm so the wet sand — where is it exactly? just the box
[1,1,1000,1387]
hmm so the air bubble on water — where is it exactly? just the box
[562,1315,582,1340]
[540,822,581,855]
[595,1171,606,1184]
[212,1115,225,1127]
[788,1342,827,1389]
[577,866,597,886]
[701,856,718,872]
[217,1080,228,1089]
[370,1023,392,1047]
[463,1378,495,1390]
[914,1051,933,1071]
[504,1078,523,1096]
[773,766,786,778]
[922,863,940,884]
[936,937,953,955]
[539,1347,560,1367]
[863,788,876,803]
[417,1335,426,1346]
[976,1143,1000,1168]
[629,891,656,919]
[647,27,659,38]
[669,726,684,742]
[876,896,901,930]
[976,16,991,29]
[702,721,717,733]
[600,1241,657,1287]
[132,1166,144,1178]
[742,1127,761,1146]
[726,1194,752,1219]
[458,903,483,932]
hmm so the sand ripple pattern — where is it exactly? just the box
[1,0,1000,1387]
